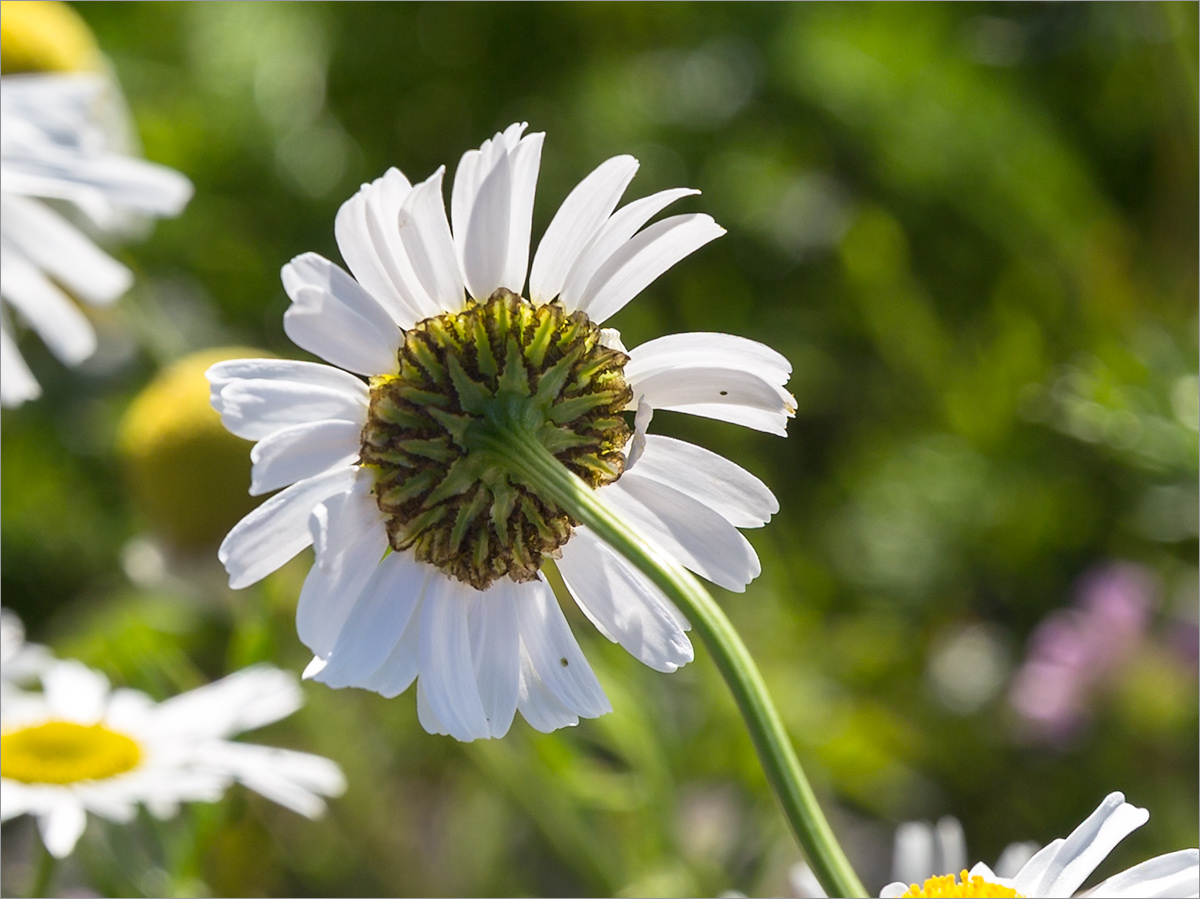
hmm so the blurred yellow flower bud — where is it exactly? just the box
[118,349,269,548]
[0,0,101,75]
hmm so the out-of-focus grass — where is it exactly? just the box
[2,3,1195,896]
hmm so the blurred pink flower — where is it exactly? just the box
[1008,562,1155,745]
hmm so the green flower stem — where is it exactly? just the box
[27,839,58,899]
[476,422,867,899]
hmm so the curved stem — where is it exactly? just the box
[478,427,867,899]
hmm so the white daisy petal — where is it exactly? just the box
[604,473,761,593]
[1,193,131,305]
[501,130,544,294]
[623,333,793,435]
[153,665,302,739]
[625,331,792,384]
[449,143,485,246]
[39,795,88,859]
[468,580,521,738]
[451,126,523,253]
[296,480,389,656]
[43,660,109,723]
[575,213,725,323]
[415,678,449,736]
[207,358,370,394]
[214,377,368,442]
[1087,849,1200,898]
[500,121,528,148]
[559,187,699,312]
[249,419,363,496]
[314,551,428,688]
[627,366,794,436]
[79,774,160,820]
[557,527,693,673]
[335,179,418,327]
[513,577,610,719]
[0,780,37,820]
[418,576,491,741]
[0,323,41,407]
[668,402,794,435]
[1015,793,1150,898]
[6,149,192,218]
[0,249,96,365]
[196,742,346,819]
[356,613,423,698]
[282,252,403,375]
[398,166,465,313]
[1015,838,1066,895]
[219,465,360,590]
[529,154,639,304]
[629,434,778,528]
[72,786,136,824]
[353,166,456,326]
[460,145,512,301]
[515,641,580,733]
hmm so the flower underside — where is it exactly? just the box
[1,720,142,784]
[901,872,1024,898]
[361,288,632,590]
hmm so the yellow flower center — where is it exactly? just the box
[1,721,142,784]
[0,0,101,75]
[901,871,1025,898]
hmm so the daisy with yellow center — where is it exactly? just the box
[1,658,345,858]
[879,794,1199,899]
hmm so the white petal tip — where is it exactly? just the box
[302,656,328,679]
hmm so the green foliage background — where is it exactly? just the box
[3,3,1197,896]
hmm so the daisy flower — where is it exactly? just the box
[1,659,346,858]
[880,793,1199,899]
[209,123,794,741]
[0,0,193,407]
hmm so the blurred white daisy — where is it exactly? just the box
[209,123,794,741]
[878,793,1199,898]
[0,0,192,407]
[0,659,346,858]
